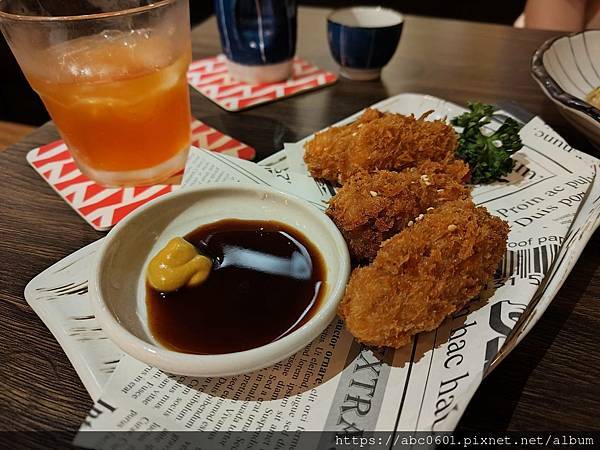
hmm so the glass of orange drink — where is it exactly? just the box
[0,1,192,186]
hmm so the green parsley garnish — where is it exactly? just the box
[451,102,523,184]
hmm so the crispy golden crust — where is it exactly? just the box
[304,108,459,184]
[326,160,471,261]
[338,200,509,348]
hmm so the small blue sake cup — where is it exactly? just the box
[327,7,404,81]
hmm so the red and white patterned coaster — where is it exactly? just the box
[187,55,338,112]
[26,119,255,231]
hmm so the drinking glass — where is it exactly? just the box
[0,0,192,186]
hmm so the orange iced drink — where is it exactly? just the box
[27,29,191,186]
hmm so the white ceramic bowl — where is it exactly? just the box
[90,184,350,376]
[531,30,600,149]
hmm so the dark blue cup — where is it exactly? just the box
[214,0,297,83]
[328,7,404,81]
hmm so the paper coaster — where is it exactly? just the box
[187,55,338,111]
[26,119,256,231]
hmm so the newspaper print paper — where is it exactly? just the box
[23,94,600,446]
[23,151,293,401]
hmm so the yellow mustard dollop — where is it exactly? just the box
[147,237,212,292]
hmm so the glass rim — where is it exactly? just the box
[0,0,178,23]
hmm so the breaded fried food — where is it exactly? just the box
[338,200,509,348]
[304,108,458,183]
[326,160,471,261]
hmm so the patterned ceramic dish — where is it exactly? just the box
[531,30,600,148]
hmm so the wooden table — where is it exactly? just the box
[1,7,598,440]
[0,121,34,152]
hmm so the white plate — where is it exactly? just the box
[90,184,350,377]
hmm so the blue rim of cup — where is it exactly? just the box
[327,6,404,30]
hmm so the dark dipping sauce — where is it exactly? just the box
[146,219,327,354]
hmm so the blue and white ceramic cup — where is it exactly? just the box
[214,0,297,84]
[328,7,404,81]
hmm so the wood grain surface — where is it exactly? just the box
[0,7,598,441]
[0,121,34,152]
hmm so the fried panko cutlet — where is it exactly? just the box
[338,200,509,348]
[304,108,458,184]
[326,160,471,261]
